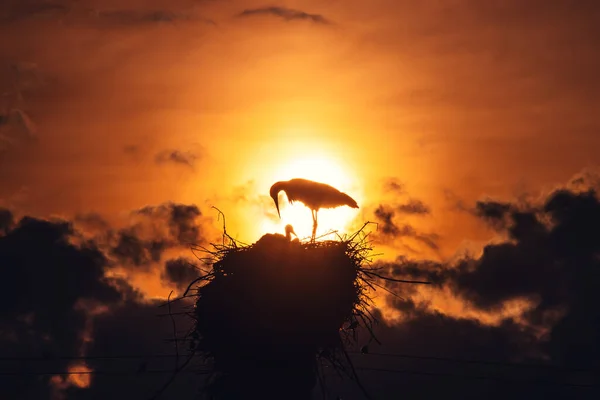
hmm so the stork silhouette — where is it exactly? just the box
[270,178,359,241]
[255,224,299,247]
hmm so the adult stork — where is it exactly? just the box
[270,178,359,241]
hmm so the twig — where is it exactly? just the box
[147,351,196,400]
[182,272,215,298]
[212,206,238,248]
[368,280,405,301]
[362,270,431,284]
[167,291,179,369]
[340,346,372,400]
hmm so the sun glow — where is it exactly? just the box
[259,155,362,240]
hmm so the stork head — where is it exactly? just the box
[284,224,297,240]
[269,182,284,218]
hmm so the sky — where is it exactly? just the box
[1,0,600,399]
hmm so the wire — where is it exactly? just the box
[355,367,599,389]
[1,366,597,390]
[0,369,213,376]
[1,351,594,372]
[352,351,593,372]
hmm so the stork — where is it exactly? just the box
[255,224,299,248]
[270,178,359,241]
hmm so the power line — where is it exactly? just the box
[1,351,594,373]
[0,367,597,390]
[354,351,593,372]
[0,369,213,376]
[355,367,599,389]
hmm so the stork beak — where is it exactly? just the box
[274,197,281,218]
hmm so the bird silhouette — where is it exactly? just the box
[255,224,299,247]
[270,178,359,241]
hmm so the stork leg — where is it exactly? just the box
[311,209,318,242]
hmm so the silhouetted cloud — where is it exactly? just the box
[76,298,197,399]
[0,214,124,398]
[2,178,600,398]
[237,7,330,24]
[0,201,208,398]
[0,207,13,234]
[154,149,199,167]
[161,257,199,289]
[135,203,202,244]
[397,199,431,215]
[111,229,165,267]
[0,1,215,26]
[383,178,405,194]
[108,203,203,268]
[0,1,68,23]
[89,9,216,27]
[378,183,600,373]
[374,204,439,250]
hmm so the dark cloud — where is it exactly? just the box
[330,307,586,400]
[107,203,203,268]
[110,229,165,267]
[0,214,124,398]
[383,178,405,194]
[475,199,512,221]
[3,179,600,399]
[88,9,216,27]
[237,7,330,24]
[0,1,215,26]
[154,149,199,168]
[70,299,199,400]
[74,212,111,234]
[378,183,600,375]
[161,257,200,289]
[0,1,68,23]
[397,199,431,215]
[0,207,13,233]
[135,202,202,244]
[374,204,439,250]
[0,203,208,399]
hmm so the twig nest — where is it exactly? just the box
[194,235,360,364]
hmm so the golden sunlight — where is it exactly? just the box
[259,155,362,240]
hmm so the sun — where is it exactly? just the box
[259,155,362,240]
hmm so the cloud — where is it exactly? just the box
[374,204,439,250]
[161,257,200,289]
[0,214,124,398]
[88,9,216,27]
[0,201,209,398]
[383,178,405,194]
[0,1,215,26]
[108,203,204,268]
[475,200,511,224]
[135,203,202,244]
[378,182,600,373]
[110,229,165,267]
[2,176,600,398]
[237,7,330,24]
[0,1,68,23]
[0,207,13,233]
[154,149,199,168]
[397,199,431,215]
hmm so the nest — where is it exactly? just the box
[162,210,421,399]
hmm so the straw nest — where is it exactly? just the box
[172,211,397,399]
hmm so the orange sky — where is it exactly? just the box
[1,0,599,259]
